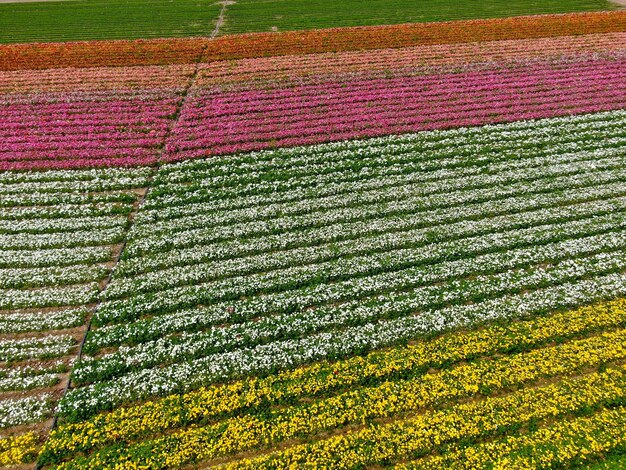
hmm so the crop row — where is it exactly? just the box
[45,298,626,467]
[0,93,179,170]
[0,168,148,437]
[224,368,626,470]
[0,64,195,96]
[53,111,626,419]
[196,33,626,91]
[2,12,624,71]
[166,57,626,159]
[406,407,626,469]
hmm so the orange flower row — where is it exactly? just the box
[203,11,626,61]
[0,37,207,71]
[1,11,625,71]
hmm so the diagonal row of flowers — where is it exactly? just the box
[164,55,626,160]
[1,36,626,170]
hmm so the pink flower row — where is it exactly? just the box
[0,96,179,170]
[163,57,626,160]
[195,32,626,92]
[2,44,625,170]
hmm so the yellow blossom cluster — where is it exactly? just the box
[48,325,626,468]
[224,367,626,469]
[405,405,626,469]
[0,431,39,466]
[41,298,626,466]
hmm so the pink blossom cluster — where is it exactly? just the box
[0,93,179,170]
[196,33,626,92]
[164,57,626,161]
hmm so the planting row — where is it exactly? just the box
[3,26,625,171]
[39,298,626,468]
[54,111,626,419]
[1,11,624,71]
[196,32,626,92]
[166,56,626,159]
[0,167,148,439]
[0,91,181,170]
[0,64,195,96]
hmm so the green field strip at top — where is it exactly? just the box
[0,0,617,44]
[0,0,223,44]
[219,0,616,35]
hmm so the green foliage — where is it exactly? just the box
[0,0,222,43]
[0,0,616,44]
[220,0,615,35]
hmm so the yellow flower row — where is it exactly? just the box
[41,298,626,464]
[0,431,39,466]
[50,327,626,469]
[223,366,626,469]
[405,405,626,469]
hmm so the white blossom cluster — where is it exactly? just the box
[0,166,149,431]
[0,335,75,362]
[0,360,66,392]
[62,272,626,417]
[0,246,111,270]
[0,264,108,290]
[61,111,626,418]
[0,394,53,429]
[97,198,626,324]
[0,307,88,335]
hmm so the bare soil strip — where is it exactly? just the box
[211,0,235,38]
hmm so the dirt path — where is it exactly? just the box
[611,0,626,6]
[211,0,235,38]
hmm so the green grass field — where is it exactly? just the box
[219,0,616,35]
[0,0,617,44]
[0,0,222,43]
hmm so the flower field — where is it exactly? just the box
[1,8,626,470]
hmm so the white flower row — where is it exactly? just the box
[0,334,75,362]
[76,248,626,384]
[0,360,68,392]
[60,271,626,418]
[0,191,138,209]
[0,215,127,236]
[86,229,626,351]
[0,263,108,289]
[157,110,626,185]
[97,197,626,322]
[0,307,88,334]
[110,177,626,296]
[0,203,128,222]
[133,149,626,241]
[0,394,53,428]
[0,175,150,196]
[0,282,99,311]
[0,226,125,251]
[0,372,58,392]
[0,246,111,269]
[0,166,151,185]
